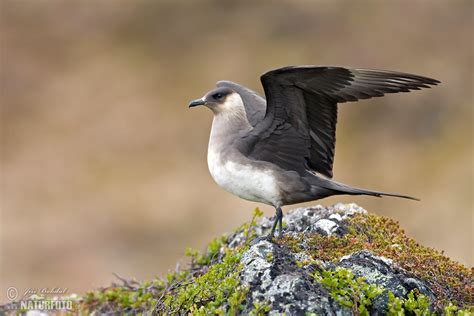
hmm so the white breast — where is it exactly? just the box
[207,149,281,206]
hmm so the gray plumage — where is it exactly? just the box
[189,65,439,238]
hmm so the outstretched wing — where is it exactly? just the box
[246,66,439,178]
[217,81,266,127]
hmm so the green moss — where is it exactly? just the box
[281,213,472,309]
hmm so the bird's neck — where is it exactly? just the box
[208,109,252,153]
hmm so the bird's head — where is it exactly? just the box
[189,87,244,115]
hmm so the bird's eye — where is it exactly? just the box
[213,93,223,99]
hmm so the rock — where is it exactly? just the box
[239,240,333,315]
[232,204,470,315]
[233,205,438,315]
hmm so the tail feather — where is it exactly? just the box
[342,186,420,201]
[312,177,419,201]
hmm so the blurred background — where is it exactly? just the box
[1,0,472,303]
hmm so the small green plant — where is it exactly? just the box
[243,207,264,243]
[164,247,248,313]
[443,303,474,316]
[186,235,227,266]
[314,267,384,315]
[83,279,164,313]
[250,299,272,316]
[387,291,473,316]
[387,290,430,316]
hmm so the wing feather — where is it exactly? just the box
[243,66,439,178]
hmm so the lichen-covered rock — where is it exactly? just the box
[239,240,334,315]
[3,204,472,315]
[337,250,436,312]
[231,204,447,315]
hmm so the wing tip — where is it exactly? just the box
[354,68,441,86]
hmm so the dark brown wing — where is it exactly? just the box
[245,66,439,178]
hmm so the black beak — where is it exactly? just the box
[189,98,206,108]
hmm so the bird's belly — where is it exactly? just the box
[208,155,281,206]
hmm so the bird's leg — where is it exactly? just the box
[277,207,283,238]
[268,207,283,240]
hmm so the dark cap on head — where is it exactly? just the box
[189,87,234,108]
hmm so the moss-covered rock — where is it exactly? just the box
[2,204,472,315]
